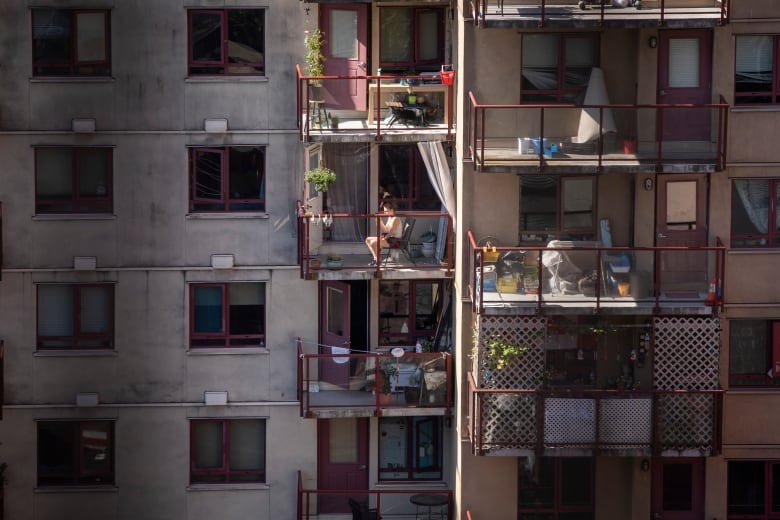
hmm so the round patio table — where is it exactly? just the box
[410,493,448,519]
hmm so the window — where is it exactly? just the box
[189,146,265,212]
[191,419,266,483]
[37,284,114,350]
[731,179,780,248]
[190,283,265,348]
[520,175,596,243]
[519,457,594,519]
[522,34,599,103]
[38,420,114,486]
[379,7,444,72]
[35,147,112,214]
[378,281,441,347]
[379,417,442,481]
[729,320,780,387]
[32,9,110,77]
[728,461,780,519]
[188,9,265,76]
[379,145,439,211]
[735,35,780,105]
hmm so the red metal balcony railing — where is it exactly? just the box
[470,0,729,27]
[467,93,729,173]
[297,339,453,418]
[467,373,723,457]
[0,341,4,420]
[296,65,455,142]
[467,231,726,315]
[297,471,453,520]
[296,203,454,279]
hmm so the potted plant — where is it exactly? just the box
[304,28,325,88]
[325,253,342,269]
[472,326,529,373]
[305,166,336,192]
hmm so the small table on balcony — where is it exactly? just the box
[410,493,448,520]
[367,83,450,124]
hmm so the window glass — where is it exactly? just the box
[735,36,774,104]
[37,284,113,349]
[38,421,114,486]
[521,176,596,243]
[190,9,264,75]
[565,37,596,90]
[663,463,693,510]
[729,320,780,387]
[731,179,780,248]
[379,417,442,481]
[331,10,358,59]
[227,10,264,74]
[666,180,697,229]
[379,7,443,71]
[523,34,597,102]
[229,420,265,473]
[728,461,765,515]
[36,147,112,214]
[191,283,265,348]
[380,8,411,63]
[76,12,106,61]
[562,178,593,229]
[191,12,222,63]
[520,458,593,518]
[418,11,439,61]
[191,147,265,212]
[33,9,72,68]
[193,421,224,470]
[379,145,439,211]
[379,281,441,346]
[228,283,265,336]
[191,419,266,483]
[668,38,700,88]
[329,419,358,464]
[560,458,592,506]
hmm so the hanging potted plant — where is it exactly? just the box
[305,166,336,192]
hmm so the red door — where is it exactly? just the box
[317,418,370,514]
[320,281,351,388]
[656,174,709,291]
[652,459,704,520]
[320,4,368,110]
[657,30,712,141]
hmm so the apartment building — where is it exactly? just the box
[0,2,316,519]
[456,0,780,519]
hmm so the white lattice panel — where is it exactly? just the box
[480,393,537,451]
[653,317,720,390]
[599,398,652,447]
[544,398,595,445]
[658,393,716,452]
[476,315,546,389]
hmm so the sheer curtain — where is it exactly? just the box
[324,144,369,241]
[417,142,455,261]
[734,179,769,234]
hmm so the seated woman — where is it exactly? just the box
[365,200,402,266]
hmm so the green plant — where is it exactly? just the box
[305,166,336,192]
[304,28,326,80]
[368,364,397,394]
[472,325,529,371]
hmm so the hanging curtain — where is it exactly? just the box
[734,179,769,234]
[576,67,616,144]
[417,142,456,262]
[323,144,369,241]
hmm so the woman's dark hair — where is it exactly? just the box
[382,200,395,210]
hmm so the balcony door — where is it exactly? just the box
[321,4,368,110]
[320,281,352,389]
[317,418,370,514]
[651,459,704,520]
[656,174,708,290]
[657,29,712,141]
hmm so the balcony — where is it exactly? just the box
[469,0,729,28]
[297,339,453,418]
[467,93,729,174]
[297,207,454,281]
[467,374,723,457]
[297,66,455,143]
[467,231,726,315]
[298,472,453,520]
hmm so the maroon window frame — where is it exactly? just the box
[189,147,266,213]
[731,179,780,248]
[32,9,111,77]
[187,9,265,76]
[37,420,115,486]
[378,417,442,482]
[35,147,113,214]
[378,280,442,347]
[727,460,780,518]
[190,283,266,348]
[735,35,780,105]
[378,7,445,72]
[36,284,114,350]
[379,145,439,211]
[190,419,266,484]
[519,457,594,518]
[521,33,600,104]
[519,175,597,244]
[729,320,780,388]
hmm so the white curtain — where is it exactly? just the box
[324,144,369,241]
[734,179,769,234]
[576,67,617,143]
[417,142,456,262]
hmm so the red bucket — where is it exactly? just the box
[440,70,455,86]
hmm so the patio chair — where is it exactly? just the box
[382,217,416,265]
[348,498,378,520]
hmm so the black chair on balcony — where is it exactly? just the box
[382,217,416,266]
[348,498,378,520]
